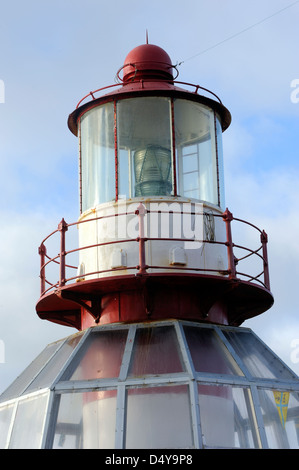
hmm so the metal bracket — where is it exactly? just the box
[54,289,102,323]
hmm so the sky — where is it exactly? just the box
[0,0,299,393]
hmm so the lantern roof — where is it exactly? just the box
[67,43,232,136]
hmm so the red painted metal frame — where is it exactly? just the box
[170,98,177,197]
[223,208,236,280]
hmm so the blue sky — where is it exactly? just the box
[0,0,299,392]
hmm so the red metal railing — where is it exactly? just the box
[75,79,223,109]
[38,205,270,297]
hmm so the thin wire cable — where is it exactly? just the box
[177,0,299,66]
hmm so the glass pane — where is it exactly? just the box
[125,385,193,448]
[183,171,199,195]
[117,97,173,198]
[258,389,299,449]
[80,103,115,211]
[69,329,128,380]
[184,326,242,375]
[174,99,218,205]
[9,393,48,449]
[53,390,117,449]
[128,326,184,376]
[0,403,14,448]
[198,139,215,202]
[198,384,259,448]
[215,115,225,208]
[224,331,296,380]
[183,153,198,173]
[0,340,63,402]
[24,333,83,393]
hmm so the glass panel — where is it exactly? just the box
[198,384,259,448]
[0,340,64,402]
[24,333,83,394]
[69,329,128,380]
[117,97,173,198]
[0,403,14,448]
[183,171,199,196]
[125,385,193,448]
[258,389,299,449]
[53,390,117,449]
[174,99,218,205]
[183,151,198,172]
[80,103,115,211]
[128,326,184,376]
[215,115,225,208]
[184,326,242,375]
[224,330,296,380]
[9,393,48,449]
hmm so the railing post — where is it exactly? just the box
[261,230,270,290]
[135,203,147,275]
[58,218,68,287]
[223,208,237,280]
[38,243,47,295]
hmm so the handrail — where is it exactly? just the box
[38,206,270,298]
[75,79,222,109]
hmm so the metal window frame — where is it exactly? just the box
[1,319,299,449]
[51,320,299,449]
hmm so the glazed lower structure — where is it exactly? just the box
[0,319,299,449]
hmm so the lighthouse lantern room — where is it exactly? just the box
[0,43,299,449]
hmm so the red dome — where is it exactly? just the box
[122,44,174,82]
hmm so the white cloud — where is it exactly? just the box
[0,211,77,392]
[224,161,299,377]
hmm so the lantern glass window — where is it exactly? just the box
[215,115,225,208]
[174,99,219,205]
[117,97,173,199]
[80,103,115,212]
[79,96,226,210]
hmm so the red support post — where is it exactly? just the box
[135,203,147,275]
[223,208,237,280]
[261,230,270,290]
[58,218,68,287]
[38,243,47,295]
[171,98,177,197]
